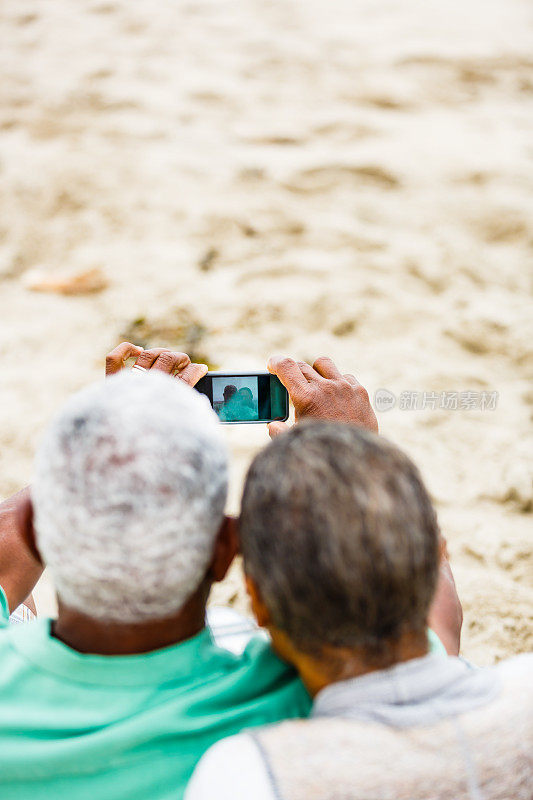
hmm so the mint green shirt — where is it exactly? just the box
[0,587,310,799]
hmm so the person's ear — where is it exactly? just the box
[245,574,272,629]
[16,491,42,564]
[208,515,238,583]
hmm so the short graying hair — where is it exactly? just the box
[240,423,440,658]
[32,371,227,622]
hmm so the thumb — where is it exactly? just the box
[267,421,290,439]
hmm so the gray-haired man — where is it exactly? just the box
[187,358,532,800]
[0,349,311,800]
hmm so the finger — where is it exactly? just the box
[268,421,290,439]
[178,362,208,387]
[105,342,144,376]
[297,361,321,382]
[151,351,190,375]
[313,356,343,380]
[133,348,171,370]
[343,373,362,387]
[267,355,310,401]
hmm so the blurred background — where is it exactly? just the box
[0,0,531,663]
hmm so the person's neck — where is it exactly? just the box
[271,628,429,697]
[52,584,210,655]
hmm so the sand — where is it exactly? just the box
[0,0,532,665]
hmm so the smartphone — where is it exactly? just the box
[195,371,289,424]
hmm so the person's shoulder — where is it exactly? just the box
[493,652,533,684]
[242,633,301,684]
[242,634,309,695]
[208,606,294,681]
[244,639,311,717]
[207,607,311,717]
[185,733,275,800]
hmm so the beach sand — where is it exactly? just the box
[0,0,531,664]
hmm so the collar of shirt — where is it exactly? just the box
[8,617,232,687]
[312,653,500,727]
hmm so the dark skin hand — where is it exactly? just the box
[266,355,378,439]
[105,341,208,385]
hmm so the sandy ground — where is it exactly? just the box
[0,0,532,665]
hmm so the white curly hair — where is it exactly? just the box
[32,370,228,622]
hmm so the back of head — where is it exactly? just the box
[32,371,227,623]
[240,423,439,660]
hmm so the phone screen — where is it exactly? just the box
[195,372,289,424]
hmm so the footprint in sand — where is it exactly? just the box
[445,316,532,369]
[237,265,327,285]
[355,94,415,111]
[283,164,400,194]
[470,208,532,245]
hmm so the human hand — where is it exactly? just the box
[0,487,43,614]
[266,355,378,439]
[105,342,208,387]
